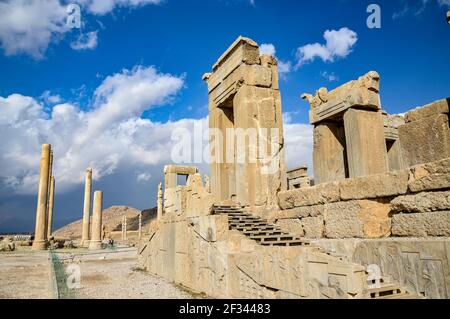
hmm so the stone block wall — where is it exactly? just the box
[399,98,450,167]
[274,158,450,239]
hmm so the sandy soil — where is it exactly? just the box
[0,247,199,299]
[0,250,53,299]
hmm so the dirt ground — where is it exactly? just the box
[0,247,199,299]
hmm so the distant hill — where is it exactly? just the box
[53,206,157,239]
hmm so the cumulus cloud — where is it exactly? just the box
[0,65,188,195]
[259,43,292,78]
[0,0,162,59]
[0,0,68,59]
[40,90,62,104]
[295,27,358,69]
[70,31,98,50]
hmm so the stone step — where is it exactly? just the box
[260,240,309,247]
[250,234,296,242]
[368,283,403,298]
[375,292,423,299]
[235,226,277,231]
[243,230,283,236]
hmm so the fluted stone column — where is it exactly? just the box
[46,176,55,239]
[89,191,103,250]
[157,182,163,220]
[81,168,92,246]
[32,144,51,250]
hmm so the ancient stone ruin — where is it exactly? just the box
[138,36,450,299]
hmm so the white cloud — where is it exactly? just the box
[40,90,62,104]
[137,172,152,182]
[320,71,339,82]
[70,31,98,50]
[0,65,189,195]
[0,0,68,59]
[283,116,313,170]
[393,0,449,19]
[438,0,450,6]
[295,27,358,69]
[0,0,162,59]
[259,43,292,78]
[78,0,163,15]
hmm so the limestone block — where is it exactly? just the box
[343,109,388,178]
[188,215,229,242]
[273,205,323,220]
[301,216,324,238]
[304,71,381,124]
[288,176,310,189]
[404,98,449,123]
[399,114,450,167]
[391,190,450,213]
[323,200,391,239]
[339,170,408,200]
[313,122,346,184]
[408,158,450,192]
[275,219,304,237]
[391,211,450,237]
[278,182,340,209]
[287,166,308,179]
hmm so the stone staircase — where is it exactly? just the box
[211,204,424,299]
[212,204,310,247]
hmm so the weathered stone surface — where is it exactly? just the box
[391,190,450,213]
[404,98,449,123]
[399,114,450,167]
[275,219,304,237]
[273,205,323,220]
[288,176,310,189]
[391,211,450,237]
[339,170,408,200]
[313,122,346,185]
[301,216,324,238]
[408,158,450,192]
[303,71,381,124]
[286,166,308,179]
[323,200,391,239]
[343,109,388,178]
[278,182,340,209]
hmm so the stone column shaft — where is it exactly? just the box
[81,168,92,246]
[46,176,55,239]
[138,213,142,239]
[32,144,51,250]
[45,150,53,237]
[88,191,103,250]
[157,182,163,220]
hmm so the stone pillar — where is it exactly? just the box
[343,109,388,178]
[123,217,127,241]
[138,213,142,239]
[81,168,92,246]
[157,182,163,220]
[88,191,103,250]
[313,122,347,184]
[204,175,210,193]
[45,150,53,237]
[32,144,51,250]
[46,176,55,239]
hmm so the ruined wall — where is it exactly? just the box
[274,157,450,239]
[399,98,450,167]
[203,36,286,214]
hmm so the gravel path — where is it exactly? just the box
[0,247,200,299]
[56,247,198,299]
[0,250,53,299]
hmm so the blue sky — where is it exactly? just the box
[0,0,449,232]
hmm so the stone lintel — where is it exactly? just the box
[164,165,198,175]
[286,166,308,179]
[304,71,381,125]
[204,36,260,95]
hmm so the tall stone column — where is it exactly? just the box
[32,144,51,250]
[123,217,128,241]
[81,168,92,246]
[157,182,163,220]
[46,177,55,239]
[138,213,142,239]
[88,191,103,250]
[45,150,53,237]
